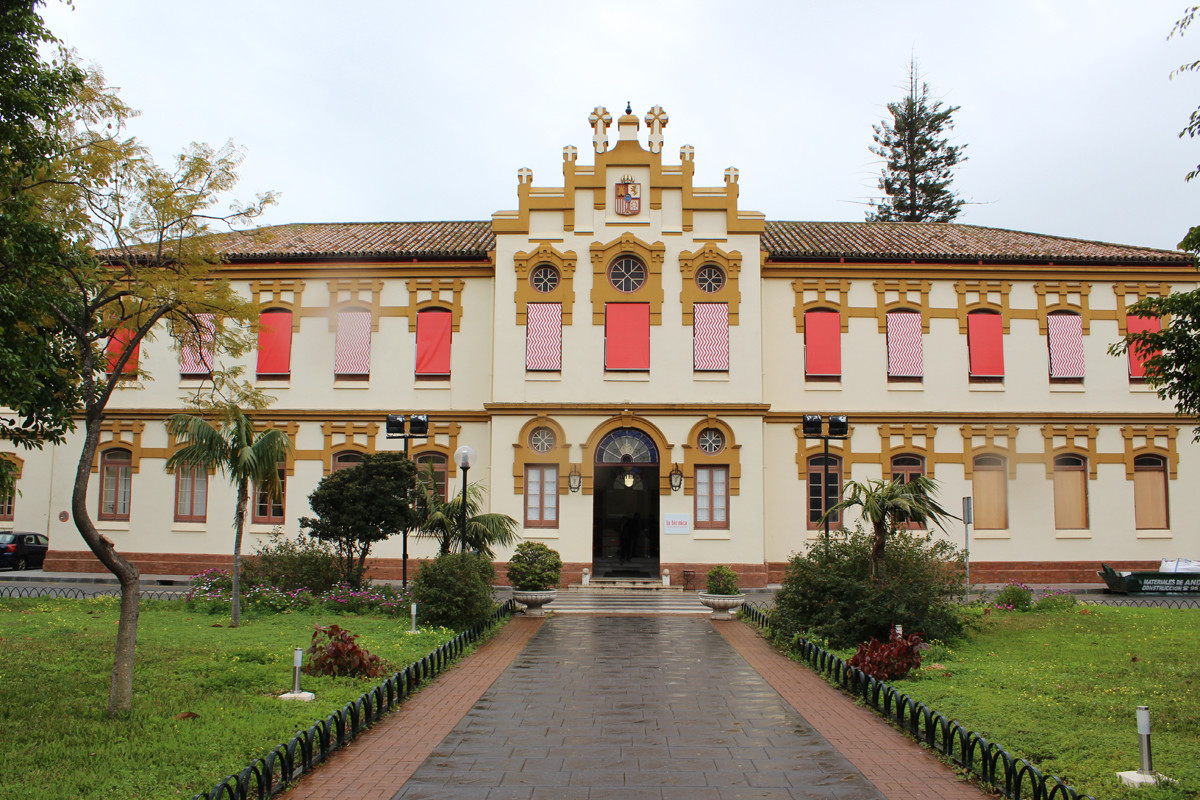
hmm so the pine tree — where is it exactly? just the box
[867,60,966,223]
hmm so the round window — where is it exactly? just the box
[607,256,646,293]
[530,264,559,293]
[529,427,556,454]
[696,264,726,293]
[698,428,725,455]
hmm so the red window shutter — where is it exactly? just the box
[526,303,562,370]
[106,328,139,375]
[967,312,1004,377]
[334,310,372,376]
[1047,313,1085,378]
[887,311,923,377]
[605,303,650,370]
[415,309,452,376]
[804,311,841,377]
[180,314,215,376]
[693,303,729,371]
[1126,315,1161,377]
[256,310,293,376]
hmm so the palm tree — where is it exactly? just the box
[821,475,955,579]
[165,406,292,626]
[413,462,519,558]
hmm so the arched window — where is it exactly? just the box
[972,454,1007,530]
[100,449,133,521]
[415,452,449,501]
[252,464,286,524]
[332,451,364,472]
[807,454,842,530]
[1133,455,1169,529]
[1053,454,1088,530]
[594,428,659,464]
[890,454,925,528]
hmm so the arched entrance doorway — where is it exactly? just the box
[592,428,659,578]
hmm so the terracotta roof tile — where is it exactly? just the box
[762,221,1190,263]
[207,221,494,259]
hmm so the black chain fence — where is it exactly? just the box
[740,601,1099,800]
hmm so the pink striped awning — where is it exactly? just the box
[1047,313,1085,378]
[526,303,562,371]
[335,310,372,375]
[179,314,215,376]
[887,311,923,377]
[693,303,729,371]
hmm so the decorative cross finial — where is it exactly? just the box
[645,105,669,154]
[724,166,739,185]
[563,145,578,163]
[680,144,695,162]
[588,105,612,154]
[517,167,533,185]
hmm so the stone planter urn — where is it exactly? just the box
[512,589,558,617]
[697,592,745,620]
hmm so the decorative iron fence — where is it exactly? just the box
[188,598,515,800]
[0,584,187,601]
[740,601,1099,800]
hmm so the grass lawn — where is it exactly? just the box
[0,596,467,800]
[887,604,1200,800]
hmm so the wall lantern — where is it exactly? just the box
[568,465,582,493]
[669,463,684,492]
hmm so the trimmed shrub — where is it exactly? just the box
[992,580,1034,611]
[410,552,496,630]
[1034,588,1078,612]
[242,531,341,594]
[772,526,966,649]
[848,629,924,681]
[505,542,562,590]
[302,623,388,679]
[705,564,740,595]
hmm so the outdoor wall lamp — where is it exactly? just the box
[669,463,684,492]
[567,465,582,493]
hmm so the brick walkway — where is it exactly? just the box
[282,614,988,800]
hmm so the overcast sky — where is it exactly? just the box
[39,1,1200,251]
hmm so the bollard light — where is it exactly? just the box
[409,602,418,635]
[1137,706,1153,775]
[292,648,303,693]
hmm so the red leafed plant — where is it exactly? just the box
[302,623,388,678]
[847,628,924,681]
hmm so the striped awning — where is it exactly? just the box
[1047,314,1085,378]
[334,310,372,375]
[526,303,562,371]
[179,314,215,375]
[886,312,923,377]
[693,303,729,371]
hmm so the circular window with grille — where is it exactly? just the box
[530,264,559,293]
[696,264,726,293]
[529,427,556,454]
[698,428,726,455]
[607,256,646,293]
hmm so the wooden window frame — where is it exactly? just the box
[99,448,133,521]
[1133,454,1169,530]
[807,454,842,530]
[174,464,208,523]
[252,465,286,525]
[972,454,1008,530]
[1053,454,1089,530]
[695,465,730,530]
[524,464,559,528]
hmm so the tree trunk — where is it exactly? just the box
[72,413,141,716]
[869,519,888,580]
[232,480,248,627]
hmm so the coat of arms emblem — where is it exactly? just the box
[615,175,641,216]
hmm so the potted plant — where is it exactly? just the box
[698,564,745,620]
[505,541,562,616]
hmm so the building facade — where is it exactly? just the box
[6,106,1197,586]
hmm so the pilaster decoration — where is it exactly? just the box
[960,425,1020,480]
[878,424,939,479]
[1120,425,1179,480]
[1113,282,1172,334]
[588,106,612,154]
[326,280,385,332]
[403,278,465,332]
[513,243,578,325]
[874,279,932,333]
[678,243,742,325]
[321,421,380,475]
[644,105,669,155]
[262,421,300,476]
[793,278,851,333]
[410,421,463,467]
[680,416,741,496]
[1035,281,1091,335]
[589,234,666,325]
[91,420,147,474]
[794,424,858,480]
[579,411,674,496]
[250,280,306,331]
[954,280,1013,334]
[1040,424,1099,479]
[512,416,571,494]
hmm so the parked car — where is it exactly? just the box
[0,532,49,570]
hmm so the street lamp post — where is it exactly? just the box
[801,414,849,547]
[454,445,477,552]
[386,414,431,587]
